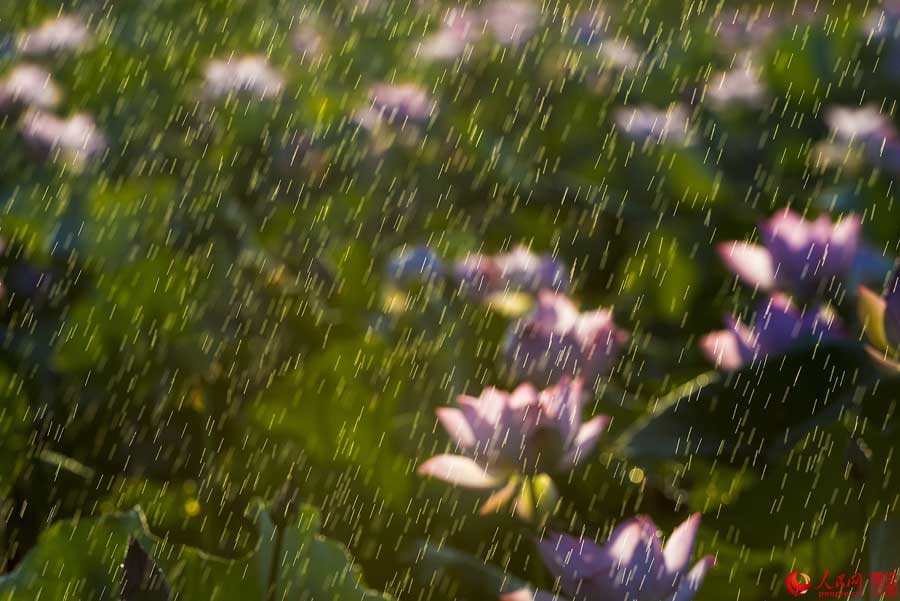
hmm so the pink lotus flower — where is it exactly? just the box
[718,209,860,296]
[17,16,90,56]
[700,294,844,371]
[614,104,692,145]
[355,83,436,131]
[19,110,107,169]
[417,377,608,488]
[482,0,539,47]
[705,64,767,110]
[454,246,569,297]
[292,25,325,59]
[509,514,714,601]
[0,65,61,113]
[825,105,896,147]
[203,55,285,101]
[419,8,481,61]
[819,106,900,171]
[504,292,627,383]
[712,12,781,50]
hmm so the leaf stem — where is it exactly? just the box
[266,523,285,601]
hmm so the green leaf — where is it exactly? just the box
[250,337,411,502]
[121,539,171,601]
[0,503,390,601]
[406,543,527,600]
[616,345,867,464]
[869,518,900,601]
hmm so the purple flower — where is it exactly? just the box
[19,110,107,169]
[705,65,767,110]
[203,55,285,101]
[453,246,568,297]
[418,377,608,489]
[598,40,641,70]
[482,0,539,46]
[509,514,714,601]
[614,104,691,146]
[453,253,502,297]
[355,83,436,131]
[700,294,844,371]
[826,105,897,147]
[571,11,607,46]
[17,16,90,56]
[718,209,860,296]
[819,106,900,171]
[385,245,445,285]
[292,25,325,59]
[419,8,481,61]
[504,291,627,383]
[571,12,640,70]
[496,247,569,293]
[0,64,61,113]
[712,12,781,50]
[864,1,900,40]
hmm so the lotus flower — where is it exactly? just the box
[700,294,844,371]
[292,25,325,59]
[419,8,481,61]
[614,104,691,145]
[864,0,900,40]
[453,253,501,297]
[826,106,897,147]
[817,106,900,170]
[506,514,714,601]
[203,55,285,101]
[17,16,90,56]
[858,264,900,351]
[355,83,436,132]
[705,64,767,110]
[418,377,608,489]
[504,291,627,383]
[571,11,608,46]
[713,12,781,50]
[19,110,107,169]
[482,0,539,46]
[718,209,860,296]
[385,245,445,285]
[454,246,569,297]
[571,13,640,70]
[0,65,61,113]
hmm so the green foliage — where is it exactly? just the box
[0,502,388,600]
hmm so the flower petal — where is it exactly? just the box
[562,415,609,468]
[717,242,776,290]
[699,324,752,371]
[885,265,900,348]
[417,455,501,488]
[479,477,520,515]
[669,556,716,601]
[831,213,861,257]
[535,532,607,596]
[663,513,701,575]
[436,407,477,450]
[858,286,889,350]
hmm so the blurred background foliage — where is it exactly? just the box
[0,0,897,599]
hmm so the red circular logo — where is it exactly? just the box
[786,571,812,596]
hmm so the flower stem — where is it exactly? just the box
[266,523,284,601]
